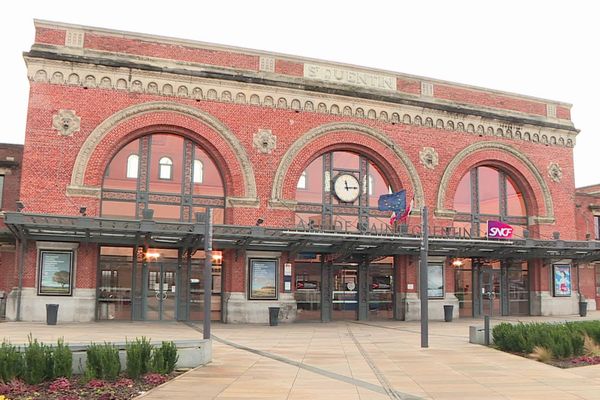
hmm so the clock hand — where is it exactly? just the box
[344,180,349,190]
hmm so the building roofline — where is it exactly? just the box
[33,19,573,108]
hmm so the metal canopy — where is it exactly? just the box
[4,212,600,261]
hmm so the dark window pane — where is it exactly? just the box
[103,139,140,190]
[507,176,526,216]
[193,146,224,196]
[0,175,4,208]
[295,156,323,203]
[295,263,322,321]
[368,162,392,207]
[150,135,183,192]
[332,151,359,170]
[453,173,471,213]
[478,166,500,215]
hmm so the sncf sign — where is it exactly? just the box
[487,221,514,239]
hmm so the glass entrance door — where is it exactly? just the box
[332,266,358,320]
[479,267,501,316]
[145,262,177,321]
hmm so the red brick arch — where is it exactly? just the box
[67,102,256,200]
[437,142,554,222]
[271,122,424,206]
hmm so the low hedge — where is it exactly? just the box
[0,336,179,384]
[492,320,600,359]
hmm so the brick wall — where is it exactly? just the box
[32,23,572,120]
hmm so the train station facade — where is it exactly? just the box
[2,20,600,323]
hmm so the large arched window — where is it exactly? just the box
[126,154,139,178]
[453,166,527,237]
[295,151,396,232]
[102,134,225,223]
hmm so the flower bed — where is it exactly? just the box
[0,336,184,399]
[0,372,180,399]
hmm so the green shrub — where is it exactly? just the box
[125,337,153,379]
[85,342,121,381]
[150,341,179,375]
[0,341,23,383]
[492,320,600,359]
[22,334,50,385]
[53,338,72,378]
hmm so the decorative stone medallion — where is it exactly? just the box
[548,162,562,182]
[52,109,81,136]
[253,129,276,154]
[419,147,439,170]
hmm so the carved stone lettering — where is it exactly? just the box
[304,63,396,91]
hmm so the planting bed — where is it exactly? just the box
[0,371,183,399]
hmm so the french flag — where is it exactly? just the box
[390,197,413,225]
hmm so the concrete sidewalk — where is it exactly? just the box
[140,314,600,400]
[2,314,600,399]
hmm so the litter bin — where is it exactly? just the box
[268,306,280,326]
[579,301,588,317]
[443,305,454,322]
[46,304,59,325]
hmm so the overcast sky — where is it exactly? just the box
[2,0,598,187]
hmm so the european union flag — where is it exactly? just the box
[378,190,407,212]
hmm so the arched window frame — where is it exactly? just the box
[293,150,394,233]
[159,156,173,180]
[452,165,528,237]
[126,154,139,179]
[193,159,204,184]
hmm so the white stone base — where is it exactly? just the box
[403,292,460,321]
[585,298,597,311]
[44,339,211,374]
[533,291,580,316]
[223,292,297,323]
[5,288,96,322]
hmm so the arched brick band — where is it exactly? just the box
[67,101,257,201]
[270,122,424,208]
[436,141,554,223]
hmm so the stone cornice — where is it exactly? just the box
[226,197,260,208]
[33,19,574,108]
[66,185,101,198]
[25,52,578,147]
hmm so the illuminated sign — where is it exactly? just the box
[487,221,514,239]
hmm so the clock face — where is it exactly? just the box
[334,174,360,203]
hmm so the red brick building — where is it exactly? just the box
[3,20,599,322]
[0,143,24,317]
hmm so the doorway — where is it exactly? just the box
[145,262,178,321]
[332,266,358,320]
[479,266,501,317]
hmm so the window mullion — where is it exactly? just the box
[499,171,507,221]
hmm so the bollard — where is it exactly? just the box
[484,315,490,345]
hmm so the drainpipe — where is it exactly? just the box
[576,261,582,303]
[16,238,25,321]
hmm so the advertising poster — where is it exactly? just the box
[38,251,73,296]
[428,264,444,298]
[249,259,278,300]
[553,264,572,297]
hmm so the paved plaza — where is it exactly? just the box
[2,313,600,399]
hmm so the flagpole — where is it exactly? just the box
[420,206,429,348]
